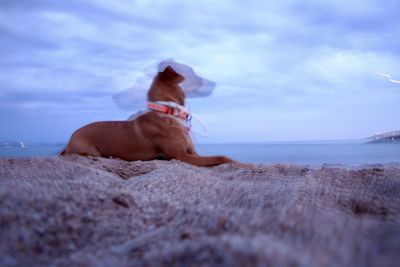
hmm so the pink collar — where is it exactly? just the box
[147,101,192,122]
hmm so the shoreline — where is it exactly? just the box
[1,156,400,266]
[2,142,400,166]
[1,154,400,170]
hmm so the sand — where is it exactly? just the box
[0,156,400,267]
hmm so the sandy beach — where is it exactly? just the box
[1,156,400,266]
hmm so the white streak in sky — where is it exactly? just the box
[375,72,400,84]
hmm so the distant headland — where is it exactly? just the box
[367,130,400,143]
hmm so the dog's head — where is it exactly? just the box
[148,66,186,105]
[158,60,215,98]
[158,66,185,84]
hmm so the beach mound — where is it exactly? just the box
[1,156,400,266]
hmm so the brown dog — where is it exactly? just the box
[62,66,235,167]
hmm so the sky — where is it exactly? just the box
[0,0,400,143]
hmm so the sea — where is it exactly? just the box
[1,142,400,166]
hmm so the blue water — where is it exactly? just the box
[197,143,400,166]
[0,144,65,158]
[1,143,399,166]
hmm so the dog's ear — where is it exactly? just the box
[159,66,184,83]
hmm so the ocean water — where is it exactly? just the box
[1,142,400,166]
[197,143,400,166]
[0,143,65,158]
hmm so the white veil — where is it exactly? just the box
[113,59,216,111]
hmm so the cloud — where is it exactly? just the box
[1,0,399,142]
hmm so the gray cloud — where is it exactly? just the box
[1,0,399,142]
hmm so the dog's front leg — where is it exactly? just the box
[180,153,252,168]
[159,142,234,167]
[181,154,234,167]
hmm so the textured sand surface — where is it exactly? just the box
[1,156,400,267]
